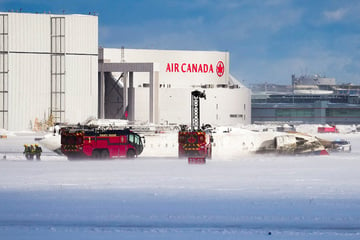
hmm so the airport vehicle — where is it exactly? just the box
[60,125,144,159]
[178,90,213,160]
[318,125,339,133]
[276,124,296,132]
[330,139,351,152]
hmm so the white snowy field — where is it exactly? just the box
[0,127,360,239]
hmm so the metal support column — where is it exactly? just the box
[149,69,159,124]
[98,69,105,119]
[122,72,128,118]
[154,71,159,124]
[128,72,135,121]
[149,71,154,123]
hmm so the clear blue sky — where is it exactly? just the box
[1,0,360,85]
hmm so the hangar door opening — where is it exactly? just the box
[104,72,127,119]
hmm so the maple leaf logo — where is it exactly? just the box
[216,61,224,77]
[187,136,196,144]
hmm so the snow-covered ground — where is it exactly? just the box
[0,125,360,239]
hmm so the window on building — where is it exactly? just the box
[276,109,314,118]
[326,108,360,117]
[230,114,243,118]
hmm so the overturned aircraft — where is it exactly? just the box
[256,132,329,155]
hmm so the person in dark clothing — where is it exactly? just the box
[23,144,33,160]
[34,144,42,160]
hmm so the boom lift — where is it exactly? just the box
[178,90,213,163]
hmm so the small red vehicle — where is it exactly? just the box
[61,125,144,159]
[317,125,339,133]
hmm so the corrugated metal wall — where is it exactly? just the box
[3,12,98,130]
[8,13,98,54]
[66,55,98,124]
[8,53,51,130]
[66,15,98,54]
[8,13,50,52]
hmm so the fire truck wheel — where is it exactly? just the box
[92,150,101,159]
[127,149,136,159]
[101,150,109,159]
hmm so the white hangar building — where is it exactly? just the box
[0,11,250,130]
[0,12,98,131]
[99,48,251,127]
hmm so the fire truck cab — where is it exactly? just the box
[61,125,144,160]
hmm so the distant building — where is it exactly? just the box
[251,74,360,124]
[292,74,336,86]
[99,48,251,127]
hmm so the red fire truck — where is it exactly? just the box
[178,90,213,160]
[61,125,144,159]
[317,125,339,133]
[178,130,212,159]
